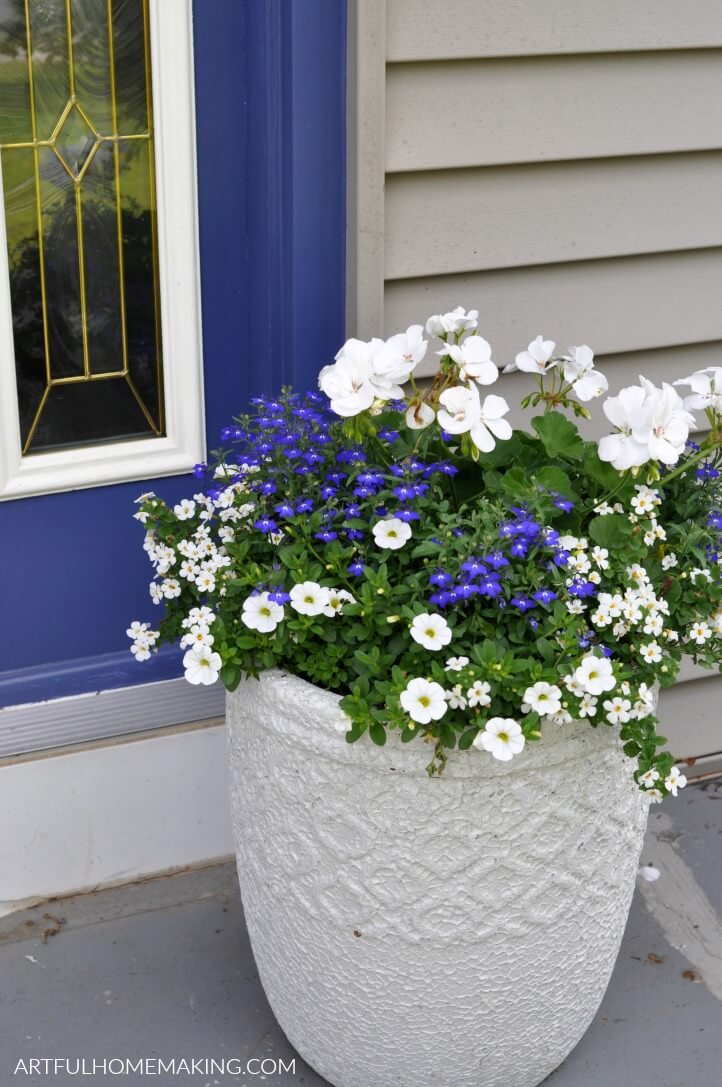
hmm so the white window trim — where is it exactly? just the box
[0,0,205,501]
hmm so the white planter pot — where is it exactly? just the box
[227,670,649,1087]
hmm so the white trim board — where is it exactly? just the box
[0,722,235,914]
[0,675,225,760]
[0,0,205,500]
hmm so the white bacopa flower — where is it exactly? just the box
[545,709,573,727]
[603,696,632,725]
[149,582,163,605]
[183,645,222,686]
[372,517,412,550]
[161,578,182,599]
[399,677,448,724]
[574,654,616,695]
[646,787,664,804]
[566,599,585,615]
[562,345,608,401]
[443,335,498,386]
[180,624,214,650]
[405,400,435,430]
[318,345,377,417]
[242,591,285,633]
[591,546,609,570]
[473,717,525,761]
[323,589,355,617]
[522,681,562,716]
[633,683,656,719]
[513,335,557,375]
[640,641,663,663]
[687,620,712,645]
[578,693,598,717]
[289,581,331,616]
[639,767,660,788]
[173,498,196,520]
[466,680,492,708]
[425,306,478,339]
[674,366,722,413]
[445,655,470,672]
[126,620,149,639]
[196,571,216,594]
[446,684,467,710]
[179,559,199,581]
[410,612,453,651]
[665,765,687,796]
[437,385,512,453]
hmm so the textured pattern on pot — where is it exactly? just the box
[227,670,650,1087]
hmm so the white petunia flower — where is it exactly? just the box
[665,765,687,797]
[443,335,498,386]
[183,645,222,686]
[445,655,470,672]
[574,654,616,695]
[522,681,562,716]
[603,696,632,724]
[173,498,196,520]
[323,589,355,617]
[466,680,492,708]
[410,613,452,651]
[640,641,663,663]
[242,592,285,633]
[372,517,412,550]
[513,335,557,375]
[425,306,478,339]
[400,677,448,724]
[405,400,435,430]
[473,717,525,761]
[290,581,331,616]
[562,345,608,401]
[445,684,467,710]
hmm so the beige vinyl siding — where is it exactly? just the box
[347,0,722,762]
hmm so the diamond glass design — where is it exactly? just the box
[53,103,98,180]
[0,0,164,454]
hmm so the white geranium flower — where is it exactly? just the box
[323,589,355,617]
[665,765,687,796]
[410,613,452,651]
[513,335,557,375]
[318,350,376,417]
[183,645,222,686]
[522,681,562,716]
[466,680,492,708]
[574,654,616,695]
[562,345,608,401]
[443,335,498,386]
[425,306,478,339]
[400,677,448,724]
[242,591,285,633]
[446,684,467,710]
[173,498,196,520]
[372,517,412,550]
[290,581,330,616]
[405,400,436,430]
[374,325,427,389]
[445,655,470,672]
[473,717,525,761]
[642,379,695,465]
[674,367,722,413]
[597,383,651,470]
[437,386,512,453]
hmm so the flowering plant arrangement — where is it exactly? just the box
[129,306,722,796]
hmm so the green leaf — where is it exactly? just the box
[535,465,576,500]
[583,445,622,490]
[369,722,387,746]
[531,413,584,461]
[458,728,479,750]
[220,663,241,691]
[588,513,633,549]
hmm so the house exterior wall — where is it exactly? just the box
[347,0,722,763]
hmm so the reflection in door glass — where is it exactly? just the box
[0,0,164,453]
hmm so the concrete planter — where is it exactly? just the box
[227,670,648,1087]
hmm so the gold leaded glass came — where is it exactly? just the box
[0,0,164,453]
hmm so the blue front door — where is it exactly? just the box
[0,0,346,716]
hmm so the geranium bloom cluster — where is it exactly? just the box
[129,308,722,796]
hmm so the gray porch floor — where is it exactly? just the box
[1,781,721,1086]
